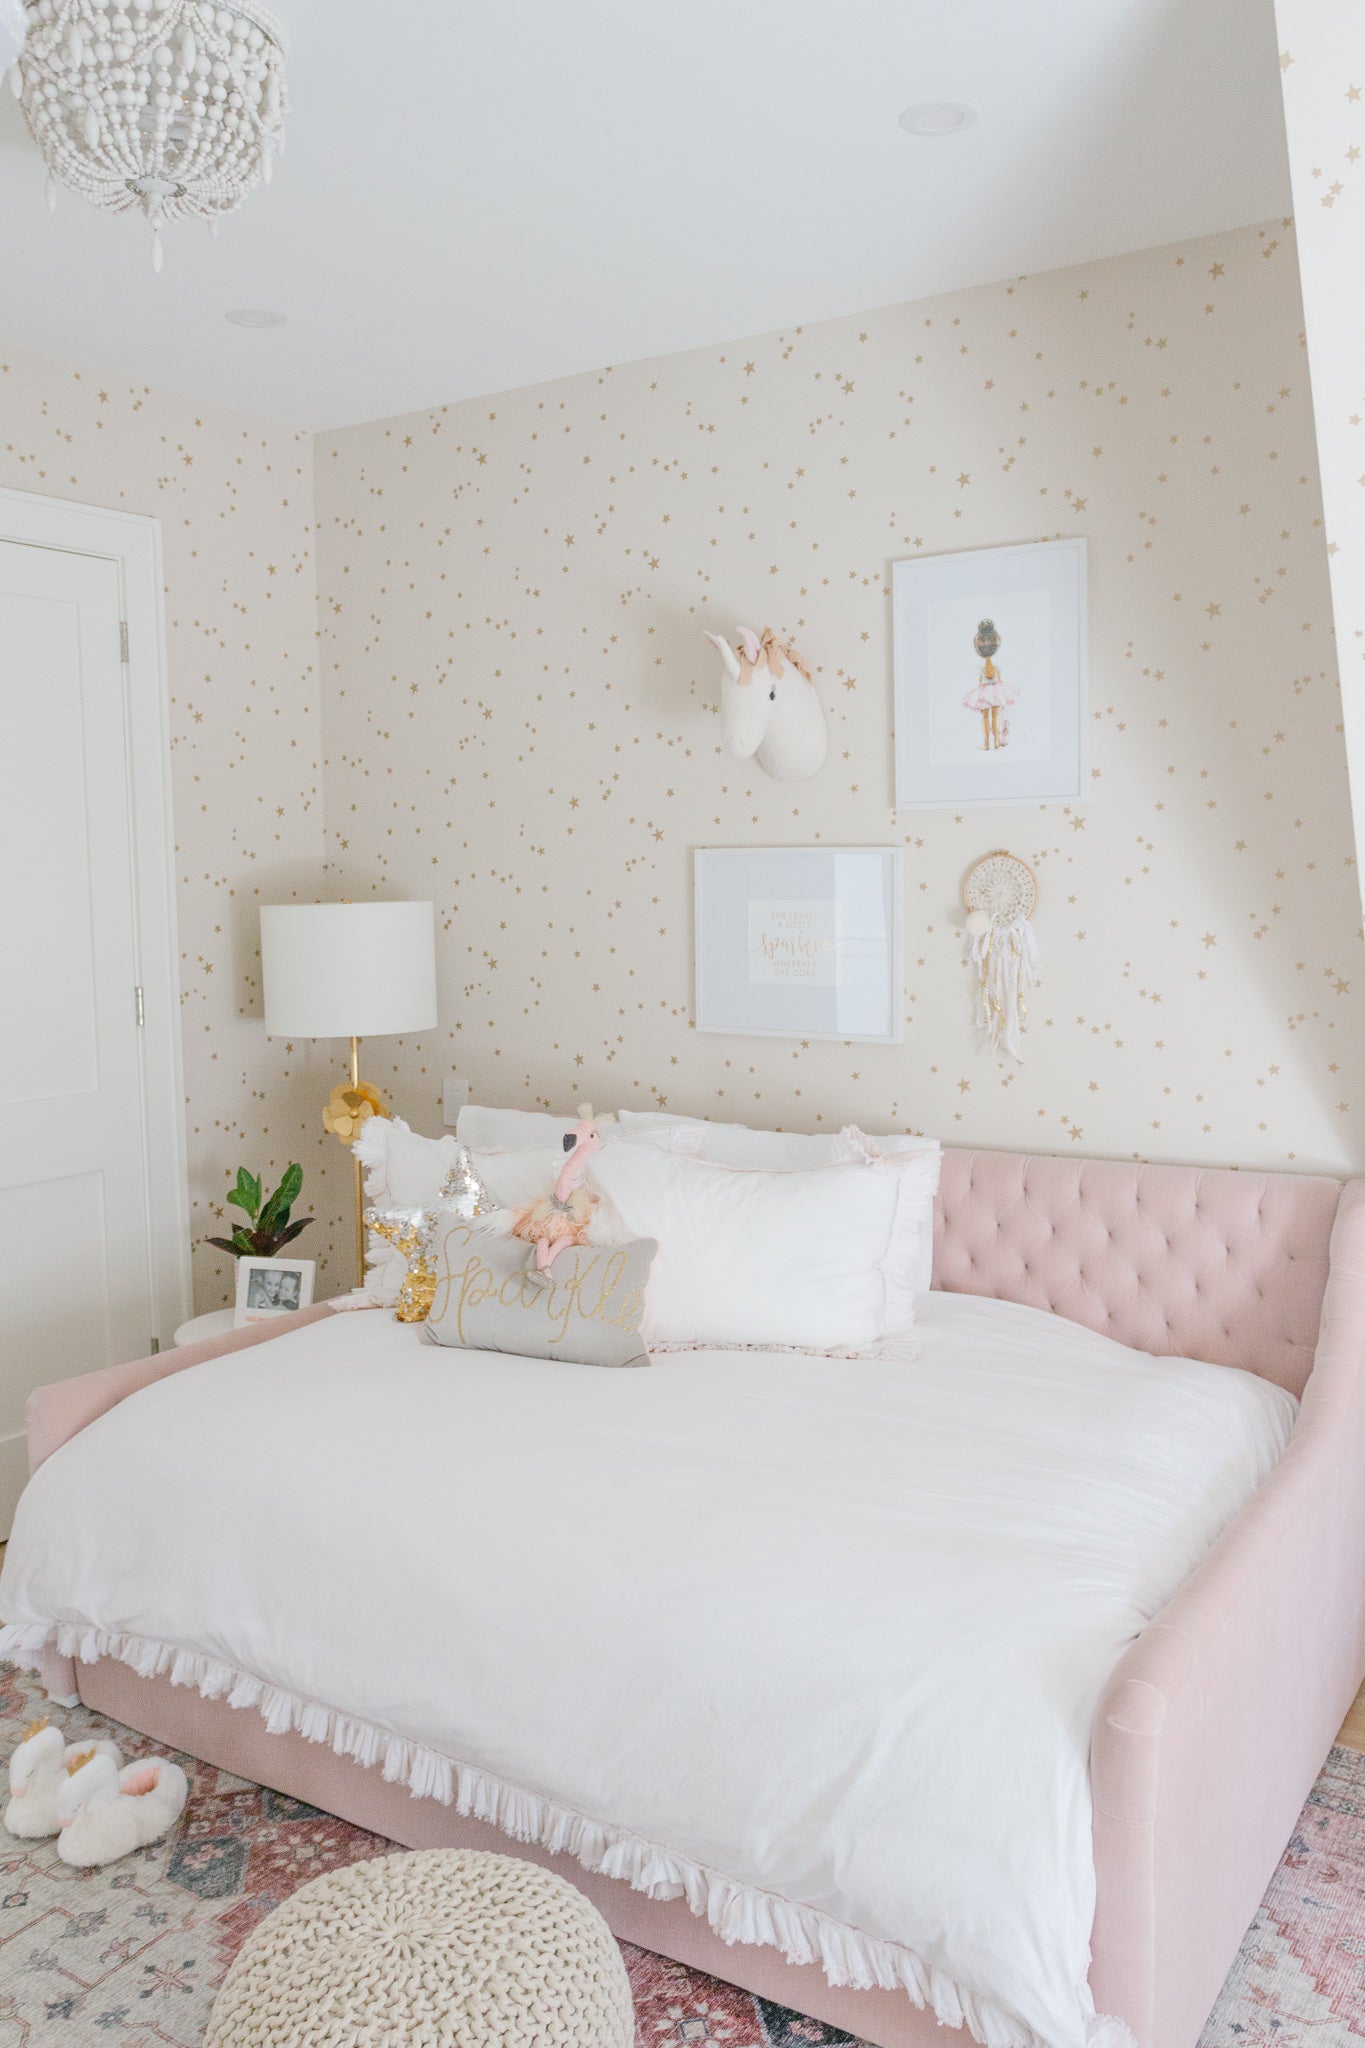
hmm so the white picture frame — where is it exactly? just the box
[234,1255,316,1328]
[694,847,903,1043]
[893,537,1088,809]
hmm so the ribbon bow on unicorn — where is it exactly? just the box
[735,626,812,690]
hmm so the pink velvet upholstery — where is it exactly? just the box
[934,1148,1338,1393]
[19,1149,1365,2048]
[1089,1174,1365,2046]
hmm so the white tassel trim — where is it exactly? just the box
[968,914,1040,1065]
[0,1617,1126,2048]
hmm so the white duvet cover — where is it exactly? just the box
[0,1294,1295,2048]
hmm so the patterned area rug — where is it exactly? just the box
[0,1661,1360,2046]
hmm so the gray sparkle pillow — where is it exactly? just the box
[425,1221,657,1368]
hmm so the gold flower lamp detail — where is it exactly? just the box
[323,1081,387,1144]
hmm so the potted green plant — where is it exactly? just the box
[206,1164,314,1260]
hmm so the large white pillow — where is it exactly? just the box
[615,1108,842,1169]
[472,1143,584,1209]
[457,1105,586,1151]
[586,1145,938,1356]
[615,1110,941,1296]
[472,1126,705,1211]
[360,1111,700,1211]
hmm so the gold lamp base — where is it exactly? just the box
[321,1036,387,1289]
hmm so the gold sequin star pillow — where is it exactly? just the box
[425,1221,657,1369]
[364,1146,497,1319]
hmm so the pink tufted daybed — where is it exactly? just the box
[19,1144,1365,2048]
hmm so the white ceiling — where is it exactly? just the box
[0,0,1290,434]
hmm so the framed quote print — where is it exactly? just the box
[892,537,1088,809]
[694,846,903,1043]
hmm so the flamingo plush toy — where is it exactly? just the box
[508,1114,603,1277]
[5,1718,122,1839]
[56,1748,189,1868]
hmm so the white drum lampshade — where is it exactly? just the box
[260,902,437,1040]
[260,901,438,1287]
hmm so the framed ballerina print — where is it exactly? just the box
[892,538,1088,809]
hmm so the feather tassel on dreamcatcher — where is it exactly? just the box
[963,851,1040,1063]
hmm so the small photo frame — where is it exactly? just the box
[234,1255,315,1328]
[695,846,903,1043]
[893,537,1088,809]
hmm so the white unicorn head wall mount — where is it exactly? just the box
[703,625,828,783]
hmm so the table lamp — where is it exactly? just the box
[260,901,438,1286]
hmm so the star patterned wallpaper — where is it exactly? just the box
[314,219,1365,1190]
[1274,3,1365,920]
[3,213,1363,1311]
[0,357,352,1309]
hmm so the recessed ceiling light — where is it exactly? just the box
[225,308,287,329]
[898,102,978,136]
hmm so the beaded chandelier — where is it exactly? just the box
[9,0,288,268]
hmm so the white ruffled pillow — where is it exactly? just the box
[586,1145,938,1357]
[614,1110,941,1297]
[827,1126,940,1299]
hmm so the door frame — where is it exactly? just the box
[0,485,191,1349]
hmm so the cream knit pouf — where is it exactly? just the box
[204,1848,635,2048]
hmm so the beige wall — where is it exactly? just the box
[5,213,1362,1320]
[0,350,349,1309]
[314,220,1365,1179]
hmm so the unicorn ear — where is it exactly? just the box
[704,631,741,680]
[737,627,761,664]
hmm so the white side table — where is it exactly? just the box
[172,1307,236,1347]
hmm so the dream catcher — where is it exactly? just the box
[962,850,1040,1063]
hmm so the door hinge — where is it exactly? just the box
[149,1336,161,1355]
[119,620,129,664]
[134,985,145,1028]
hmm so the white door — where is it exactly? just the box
[0,536,164,1532]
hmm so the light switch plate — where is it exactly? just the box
[442,1074,471,1126]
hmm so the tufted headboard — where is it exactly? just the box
[933,1147,1343,1396]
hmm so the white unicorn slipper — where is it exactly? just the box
[5,1719,122,1839]
[56,1750,188,1867]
